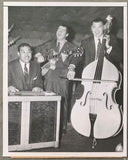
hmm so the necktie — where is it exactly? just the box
[24,63,28,76]
[56,42,60,52]
[24,63,29,90]
[96,39,102,59]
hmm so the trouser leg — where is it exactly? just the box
[60,83,69,133]
[62,97,68,131]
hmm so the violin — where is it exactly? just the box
[71,15,123,147]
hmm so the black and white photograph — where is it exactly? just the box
[3,1,127,158]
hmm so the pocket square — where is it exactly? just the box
[33,76,37,80]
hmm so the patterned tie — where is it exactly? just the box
[24,63,29,90]
[96,39,102,59]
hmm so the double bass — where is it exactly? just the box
[71,15,123,146]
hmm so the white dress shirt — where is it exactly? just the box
[57,40,68,62]
[19,60,30,74]
[57,40,76,70]
[94,36,112,60]
[57,39,67,52]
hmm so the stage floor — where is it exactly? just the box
[23,122,123,152]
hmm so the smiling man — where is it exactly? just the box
[8,43,43,95]
[34,24,82,134]
[72,17,123,151]
[81,18,122,69]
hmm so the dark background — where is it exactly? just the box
[5,4,126,158]
[8,6,123,61]
[0,0,127,158]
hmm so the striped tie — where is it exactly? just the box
[24,63,29,90]
[96,39,102,59]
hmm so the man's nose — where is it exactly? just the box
[24,52,30,55]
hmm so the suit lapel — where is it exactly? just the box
[15,60,26,89]
[90,36,95,61]
[29,61,37,84]
[84,37,95,67]
[54,41,66,62]
[51,39,57,52]
[16,60,25,81]
[59,41,66,53]
[29,62,34,83]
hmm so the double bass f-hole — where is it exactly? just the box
[103,92,113,110]
[80,85,113,110]
[80,91,92,106]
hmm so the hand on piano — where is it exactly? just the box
[8,86,19,95]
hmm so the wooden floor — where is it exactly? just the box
[27,123,123,152]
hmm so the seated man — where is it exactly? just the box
[8,43,43,95]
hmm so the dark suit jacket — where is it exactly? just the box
[81,35,123,71]
[73,35,123,109]
[34,39,82,96]
[34,39,82,67]
[8,59,43,91]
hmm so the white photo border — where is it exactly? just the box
[3,1,127,158]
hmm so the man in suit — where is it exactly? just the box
[8,43,43,95]
[81,18,122,70]
[34,24,82,134]
[74,18,123,151]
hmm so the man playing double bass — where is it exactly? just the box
[81,17,122,70]
[80,17,123,104]
[73,17,123,151]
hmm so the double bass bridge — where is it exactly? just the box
[89,97,102,101]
